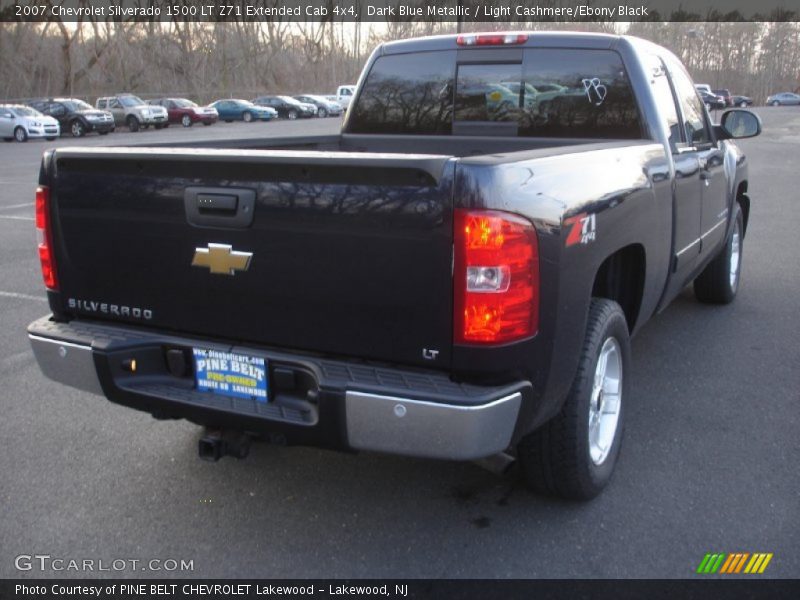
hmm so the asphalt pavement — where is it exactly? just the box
[0,111,797,579]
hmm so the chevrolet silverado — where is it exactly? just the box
[28,32,760,499]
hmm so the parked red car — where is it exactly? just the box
[148,98,218,127]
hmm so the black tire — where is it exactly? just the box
[517,298,630,500]
[243,111,253,123]
[224,120,233,123]
[14,126,27,142]
[318,108,327,118]
[771,100,780,107]
[3,138,12,142]
[99,131,109,135]
[181,114,192,127]
[287,110,297,120]
[127,116,140,132]
[694,203,744,304]
[203,122,213,126]
[46,137,56,141]
[142,124,150,130]
[739,101,747,108]
[70,120,86,137]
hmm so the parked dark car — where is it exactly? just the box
[766,92,800,106]
[698,90,726,110]
[712,89,732,107]
[148,98,218,127]
[28,98,114,137]
[252,95,316,119]
[293,95,343,117]
[208,99,276,122]
[730,95,753,108]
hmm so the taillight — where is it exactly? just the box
[35,185,58,290]
[456,34,529,46]
[454,210,538,345]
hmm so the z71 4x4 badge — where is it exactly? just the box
[564,213,597,247]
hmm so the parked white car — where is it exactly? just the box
[0,104,60,142]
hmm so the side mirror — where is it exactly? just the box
[716,109,761,139]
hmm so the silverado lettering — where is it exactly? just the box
[29,32,760,500]
[67,298,153,320]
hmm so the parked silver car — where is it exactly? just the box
[0,104,60,142]
[293,94,344,117]
[766,92,800,106]
[96,94,168,132]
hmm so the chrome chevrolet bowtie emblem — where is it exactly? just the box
[192,243,252,275]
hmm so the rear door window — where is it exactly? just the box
[642,53,681,151]
[664,57,711,146]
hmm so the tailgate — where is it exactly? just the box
[47,147,455,369]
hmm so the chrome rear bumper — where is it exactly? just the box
[28,317,528,461]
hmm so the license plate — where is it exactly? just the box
[192,348,268,402]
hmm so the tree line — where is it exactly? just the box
[0,19,798,104]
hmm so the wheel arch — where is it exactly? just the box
[736,181,750,236]
[591,243,646,334]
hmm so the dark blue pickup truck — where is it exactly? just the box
[28,32,760,499]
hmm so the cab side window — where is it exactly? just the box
[664,59,711,146]
[643,54,681,152]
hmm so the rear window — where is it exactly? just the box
[348,48,642,139]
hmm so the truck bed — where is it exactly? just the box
[148,132,644,160]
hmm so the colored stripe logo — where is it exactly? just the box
[696,552,773,574]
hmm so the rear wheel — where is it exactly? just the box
[14,126,27,142]
[771,100,780,107]
[70,120,86,137]
[181,115,192,127]
[694,203,744,304]
[318,107,327,118]
[127,116,140,132]
[739,101,748,108]
[243,111,253,123]
[517,298,630,500]
[46,137,56,141]
[287,110,297,120]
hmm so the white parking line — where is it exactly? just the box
[0,202,34,211]
[0,215,33,221]
[0,291,47,302]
